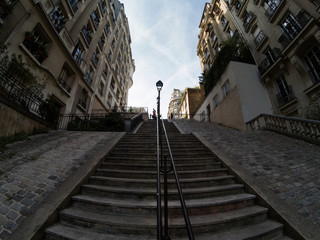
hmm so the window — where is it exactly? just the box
[110,78,115,90]
[91,8,101,29]
[92,48,99,66]
[213,94,220,109]
[72,41,85,65]
[275,75,295,107]
[222,80,231,97]
[49,4,66,32]
[68,0,80,14]
[228,28,234,38]
[100,0,107,15]
[82,22,93,45]
[58,64,73,93]
[103,65,108,78]
[78,88,88,109]
[23,25,50,63]
[280,12,303,41]
[84,67,94,86]
[264,0,281,17]
[98,34,105,49]
[98,81,104,96]
[104,23,110,35]
[304,45,320,84]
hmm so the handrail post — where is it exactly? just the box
[156,90,162,240]
[163,155,170,240]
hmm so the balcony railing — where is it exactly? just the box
[246,113,320,145]
[276,85,295,107]
[258,48,282,75]
[278,11,310,50]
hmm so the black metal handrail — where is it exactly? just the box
[156,117,195,239]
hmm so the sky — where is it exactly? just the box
[120,0,208,117]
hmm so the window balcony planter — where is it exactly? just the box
[23,32,48,64]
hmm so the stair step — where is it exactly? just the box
[184,220,285,240]
[58,205,268,236]
[94,168,229,179]
[72,193,255,216]
[46,224,155,240]
[84,181,244,199]
[100,162,222,171]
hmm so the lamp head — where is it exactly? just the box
[156,80,163,91]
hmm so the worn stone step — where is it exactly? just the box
[58,205,268,236]
[45,224,155,240]
[104,156,217,164]
[109,151,213,158]
[177,220,285,240]
[94,168,228,179]
[82,179,239,200]
[100,161,222,171]
[105,155,216,161]
[71,193,255,217]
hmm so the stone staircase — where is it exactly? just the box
[45,120,293,239]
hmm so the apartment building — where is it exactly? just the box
[167,88,183,119]
[196,0,272,129]
[198,0,320,119]
[0,0,134,115]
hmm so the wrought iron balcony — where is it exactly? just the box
[258,48,282,75]
[276,85,295,107]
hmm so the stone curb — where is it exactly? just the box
[8,132,126,240]
[193,132,320,240]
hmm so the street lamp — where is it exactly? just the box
[156,80,163,120]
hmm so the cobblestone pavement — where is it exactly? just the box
[173,119,320,229]
[0,131,121,240]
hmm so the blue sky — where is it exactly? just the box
[120,0,208,117]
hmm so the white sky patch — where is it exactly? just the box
[121,0,207,116]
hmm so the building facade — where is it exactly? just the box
[0,0,134,116]
[178,86,205,119]
[167,88,183,119]
[198,0,320,119]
